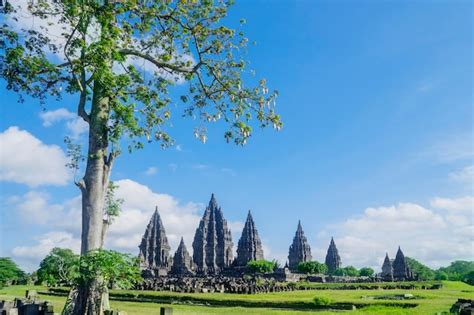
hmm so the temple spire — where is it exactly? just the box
[288,221,312,270]
[393,246,413,280]
[235,210,264,266]
[171,237,194,275]
[325,237,341,274]
[381,252,393,281]
[138,207,171,273]
[192,194,233,274]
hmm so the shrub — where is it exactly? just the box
[37,248,79,287]
[313,296,332,306]
[246,260,275,273]
[335,266,359,276]
[359,267,375,277]
[297,261,328,274]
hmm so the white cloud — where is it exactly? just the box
[0,127,71,187]
[39,108,88,139]
[221,168,236,176]
[144,167,158,176]
[315,198,474,270]
[40,108,76,127]
[12,231,81,271]
[66,118,89,139]
[425,133,474,163]
[449,165,474,183]
[176,145,183,152]
[193,164,209,170]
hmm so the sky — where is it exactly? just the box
[0,0,473,272]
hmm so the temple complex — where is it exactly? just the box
[137,194,416,285]
[325,237,342,274]
[288,221,312,270]
[138,207,171,276]
[235,211,264,266]
[192,194,234,274]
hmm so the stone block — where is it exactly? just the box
[160,307,173,315]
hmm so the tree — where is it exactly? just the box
[359,267,374,277]
[1,1,280,314]
[37,248,80,287]
[334,266,359,277]
[406,257,435,281]
[297,261,328,274]
[0,257,26,287]
[246,260,276,274]
[463,270,474,286]
[437,261,474,281]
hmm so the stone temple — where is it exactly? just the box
[235,211,264,266]
[392,247,413,280]
[138,207,171,276]
[381,252,394,281]
[192,194,234,274]
[171,237,193,275]
[325,237,342,274]
[288,221,312,271]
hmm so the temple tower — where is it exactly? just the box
[138,207,171,273]
[288,221,312,271]
[171,237,194,275]
[325,237,342,274]
[235,210,264,266]
[381,252,394,281]
[192,194,234,274]
[393,247,412,280]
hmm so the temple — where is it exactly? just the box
[288,221,312,271]
[325,237,342,274]
[138,207,171,276]
[235,211,264,266]
[192,194,234,274]
[171,237,194,275]
[392,247,413,280]
[381,252,393,281]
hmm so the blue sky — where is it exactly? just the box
[1,0,473,272]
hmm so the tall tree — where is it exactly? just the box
[0,1,281,314]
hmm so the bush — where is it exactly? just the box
[246,260,275,273]
[359,267,375,277]
[313,296,332,306]
[297,261,328,274]
[463,270,474,286]
[335,266,359,276]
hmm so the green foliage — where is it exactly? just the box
[77,250,141,290]
[434,271,448,281]
[359,267,375,277]
[313,296,332,306]
[436,261,474,282]
[406,257,435,281]
[37,248,79,287]
[297,261,328,274]
[334,266,359,277]
[246,260,275,274]
[463,270,474,285]
[0,257,26,287]
[103,181,124,224]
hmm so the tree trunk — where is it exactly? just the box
[71,82,113,315]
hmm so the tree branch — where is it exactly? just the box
[119,48,203,74]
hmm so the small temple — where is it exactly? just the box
[288,221,312,271]
[325,237,342,274]
[381,252,394,281]
[235,210,264,266]
[171,237,194,275]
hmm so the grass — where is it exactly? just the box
[0,281,472,314]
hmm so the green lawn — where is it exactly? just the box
[1,281,472,314]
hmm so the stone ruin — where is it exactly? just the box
[137,193,415,289]
[0,290,54,315]
[288,221,312,271]
[325,237,342,274]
